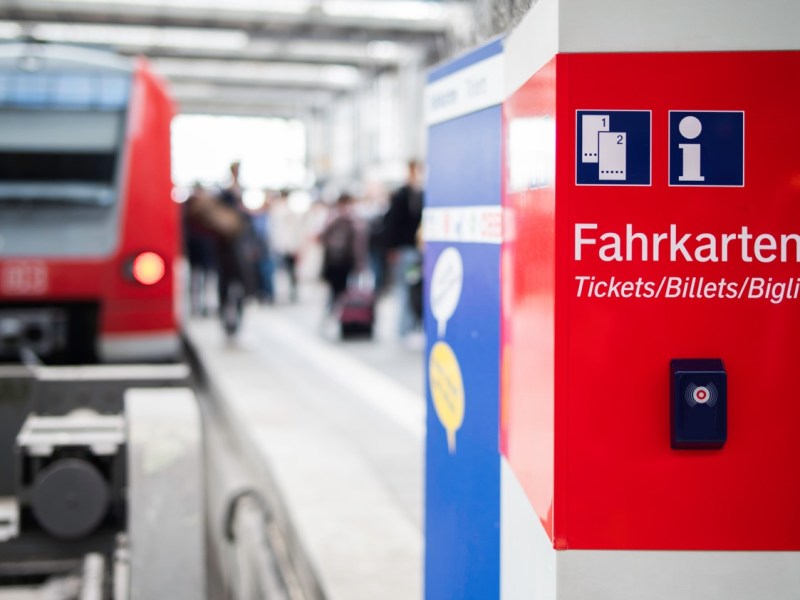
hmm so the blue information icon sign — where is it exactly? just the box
[576,110,651,186]
[669,111,744,187]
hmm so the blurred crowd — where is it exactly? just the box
[181,160,424,342]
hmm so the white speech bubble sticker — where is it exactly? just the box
[430,247,464,337]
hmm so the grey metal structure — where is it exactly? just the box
[126,388,204,600]
[0,363,203,599]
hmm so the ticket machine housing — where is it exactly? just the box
[424,1,800,598]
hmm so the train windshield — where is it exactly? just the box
[0,72,130,207]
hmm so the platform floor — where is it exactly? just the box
[185,282,425,600]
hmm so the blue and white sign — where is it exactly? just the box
[576,110,651,186]
[426,38,502,600]
[669,111,744,187]
[426,38,504,126]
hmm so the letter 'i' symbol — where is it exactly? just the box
[678,116,704,182]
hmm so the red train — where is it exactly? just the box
[0,43,181,363]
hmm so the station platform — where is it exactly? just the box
[185,283,425,600]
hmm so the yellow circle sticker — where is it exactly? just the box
[428,341,465,454]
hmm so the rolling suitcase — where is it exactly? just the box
[339,274,375,338]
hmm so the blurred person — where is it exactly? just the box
[383,160,424,338]
[297,198,329,282]
[269,189,304,302]
[182,182,217,316]
[222,160,263,295]
[319,193,366,312]
[215,161,259,334]
[219,160,243,209]
[408,225,424,328]
[364,195,389,295]
[251,192,275,304]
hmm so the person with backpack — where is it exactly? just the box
[215,161,259,334]
[319,193,365,312]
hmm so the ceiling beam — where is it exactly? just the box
[169,82,336,105]
[168,82,335,115]
[0,0,466,44]
[176,100,310,120]
[6,23,423,68]
[114,42,403,69]
[151,57,362,91]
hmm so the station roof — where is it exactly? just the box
[0,0,473,118]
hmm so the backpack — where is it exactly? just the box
[323,215,356,267]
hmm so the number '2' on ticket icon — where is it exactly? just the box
[598,131,626,180]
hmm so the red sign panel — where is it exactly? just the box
[503,51,800,551]
[1,261,49,296]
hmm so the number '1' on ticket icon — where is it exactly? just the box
[581,114,609,163]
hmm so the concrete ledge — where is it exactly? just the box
[185,310,423,600]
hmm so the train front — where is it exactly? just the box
[0,43,180,364]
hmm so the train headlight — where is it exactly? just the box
[131,252,166,286]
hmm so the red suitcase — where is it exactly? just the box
[339,286,375,338]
